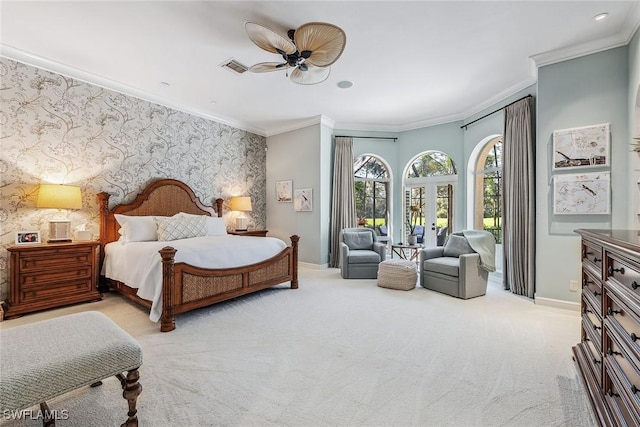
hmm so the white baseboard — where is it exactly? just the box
[299,262,328,270]
[534,296,580,311]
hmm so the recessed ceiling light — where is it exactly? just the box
[209,100,217,105]
[337,80,354,89]
[593,12,608,21]
[160,81,171,87]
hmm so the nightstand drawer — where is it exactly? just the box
[20,280,93,302]
[17,248,94,272]
[19,265,93,289]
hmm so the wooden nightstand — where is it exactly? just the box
[228,229,268,237]
[4,241,102,318]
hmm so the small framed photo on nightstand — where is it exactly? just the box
[15,231,40,245]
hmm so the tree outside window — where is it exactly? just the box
[354,155,389,229]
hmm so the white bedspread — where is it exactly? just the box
[102,235,287,322]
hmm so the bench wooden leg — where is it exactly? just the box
[120,368,142,427]
[40,402,55,427]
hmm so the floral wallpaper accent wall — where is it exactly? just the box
[0,58,267,300]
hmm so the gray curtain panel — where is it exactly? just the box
[502,97,535,297]
[329,137,356,268]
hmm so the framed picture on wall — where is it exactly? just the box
[553,171,610,215]
[276,180,293,202]
[552,123,610,170]
[294,188,312,212]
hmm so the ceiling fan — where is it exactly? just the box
[245,21,346,85]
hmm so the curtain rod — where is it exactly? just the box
[461,94,533,130]
[335,135,398,141]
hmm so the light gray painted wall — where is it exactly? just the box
[266,124,326,264]
[536,46,629,304]
[628,28,640,228]
[319,123,332,265]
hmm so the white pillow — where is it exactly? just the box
[176,212,227,236]
[114,214,159,244]
[156,216,208,241]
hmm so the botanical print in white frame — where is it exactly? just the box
[552,123,610,170]
[553,172,610,215]
[294,188,312,212]
[276,180,293,202]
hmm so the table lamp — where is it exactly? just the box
[229,196,252,231]
[37,184,83,242]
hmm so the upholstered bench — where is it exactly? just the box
[0,311,143,427]
[377,259,417,290]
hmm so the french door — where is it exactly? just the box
[404,178,455,247]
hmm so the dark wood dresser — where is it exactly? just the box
[4,241,102,318]
[574,229,640,426]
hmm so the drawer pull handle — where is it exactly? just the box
[607,348,622,357]
[607,389,619,397]
[608,266,625,275]
[632,333,639,342]
[633,385,640,395]
[607,308,621,316]
[633,281,639,290]
[583,278,593,286]
[593,324,601,331]
[584,308,592,314]
[593,358,601,365]
[593,257,601,263]
[593,290,601,297]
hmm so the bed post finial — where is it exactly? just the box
[215,198,224,218]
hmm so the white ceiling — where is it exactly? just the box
[1,1,639,137]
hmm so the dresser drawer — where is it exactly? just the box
[606,325,640,413]
[605,287,640,359]
[605,359,640,426]
[584,310,603,352]
[17,247,94,272]
[607,253,640,305]
[584,240,604,279]
[583,269,603,313]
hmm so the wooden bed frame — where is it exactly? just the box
[97,179,299,332]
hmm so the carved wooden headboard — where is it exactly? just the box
[97,179,224,248]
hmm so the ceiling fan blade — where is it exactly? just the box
[245,22,296,55]
[294,22,346,67]
[290,65,331,85]
[248,62,290,73]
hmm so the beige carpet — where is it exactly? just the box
[1,267,596,427]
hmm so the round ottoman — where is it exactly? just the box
[377,259,417,290]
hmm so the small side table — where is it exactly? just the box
[228,229,268,237]
[391,244,423,262]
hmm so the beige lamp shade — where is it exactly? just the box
[37,184,83,209]
[229,196,252,231]
[229,196,252,212]
[37,184,82,242]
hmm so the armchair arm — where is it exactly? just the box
[340,242,350,268]
[418,247,444,275]
[458,253,488,298]
[373,242,387,261]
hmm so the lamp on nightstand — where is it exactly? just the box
[229,196,252,231]
[37,184,83,242]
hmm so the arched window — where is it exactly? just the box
[403,151,456,246]
[354,155,390,230]
[474,137,502,243]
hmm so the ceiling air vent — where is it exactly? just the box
[220,59,248,74]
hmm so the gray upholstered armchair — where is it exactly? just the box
[418,231,495,299]
[340,227,387,279]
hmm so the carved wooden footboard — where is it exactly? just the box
[98,179,299,332]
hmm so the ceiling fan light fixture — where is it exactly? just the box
[245,21,346,85]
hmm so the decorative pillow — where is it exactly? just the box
[443,234,475,258]
[114,215,159,244]
[156,216,208,241]
[343,231,373,250]
[176,212,227,236]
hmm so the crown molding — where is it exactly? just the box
[0,44,268,137]
[265,115,335,137]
